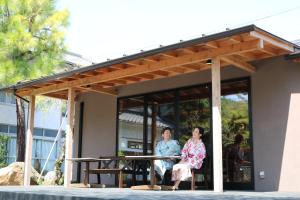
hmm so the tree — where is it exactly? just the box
[0,0,69,162]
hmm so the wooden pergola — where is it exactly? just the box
[2,25,297,191]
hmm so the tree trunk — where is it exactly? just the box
[16,97,26,162]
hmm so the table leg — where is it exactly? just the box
[84,162,90,185]
[150,160,155,186]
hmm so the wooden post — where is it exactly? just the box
[24,95,35,186]
[64,88,75,187]
[211,57,223,192]
[151,102,158,153]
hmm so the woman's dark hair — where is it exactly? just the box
[194,127,204,135]
[161,127,172,134]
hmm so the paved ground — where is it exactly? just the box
[0,186,300,200]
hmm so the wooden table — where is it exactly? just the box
[68,155,180,190]
[124,155,180,190]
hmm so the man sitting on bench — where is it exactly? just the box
[154,127,180,184]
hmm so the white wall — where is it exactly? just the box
[73,92,117,184]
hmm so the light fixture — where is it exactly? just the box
[206,59,212,65]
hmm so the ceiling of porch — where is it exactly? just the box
[3,25,298,100]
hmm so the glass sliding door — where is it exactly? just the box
[178,85,213,189]
[118,96,145,156]
[221,78,253,190]
[116,77,254,190]
[147,91,176,154]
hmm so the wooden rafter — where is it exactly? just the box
[76,85,117,96]
[159,51,177,58]
[18,39,263,96]
[220,55,256,73]
[151,70,170,77]
[250,31,294,52]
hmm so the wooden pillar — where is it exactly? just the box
[24,95,35,186]
[151,102,158,152]
[211,57,223,192]
[64,88,75,187]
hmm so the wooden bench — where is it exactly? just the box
[84,157,124,188]
[86,157,149,188]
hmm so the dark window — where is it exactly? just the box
[34,128,43,136]
[9,126,17,134]
[0,124,9,133]
[44,129,57,137]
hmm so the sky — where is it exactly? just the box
[57,0,300,63]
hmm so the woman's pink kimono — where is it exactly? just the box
[172,139,206,181]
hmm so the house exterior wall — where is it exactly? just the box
[73,56,300,192]
[251,57,300,192]
[73,93,117,184]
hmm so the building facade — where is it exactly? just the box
[1,25,300,192]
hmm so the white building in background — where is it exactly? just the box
[0,93,65,172]
[0,52,94,173]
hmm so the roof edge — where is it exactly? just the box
[1,24,299,92]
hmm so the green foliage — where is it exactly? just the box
[221,96,249,148]
[177,94,250,154]
[0,0,69,86]
[0,134,9,168]
[178,98,211,146]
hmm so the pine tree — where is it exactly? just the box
[0,0,69,161]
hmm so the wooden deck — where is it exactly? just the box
[0,186,300,200]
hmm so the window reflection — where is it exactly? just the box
[222,80,252,186]
[117,78,253,189]
[118,96,145,156]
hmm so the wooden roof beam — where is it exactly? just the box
[122,76,142,82]
[142,57,159,62]
[77,85,117,96]
[159,51,178,58]
[18,39,263,96]
[220,55,256,73]
[258,45,279,56]
[149,70,170,77]
[126,62,142,67]
[204,41,219,49]
[109,79,128,84]
[183,64,210,71]
[97,82,116,87]
[250,31,294,52]
[135,73,156,80]
[179,47,198,54]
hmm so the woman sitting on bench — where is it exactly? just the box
[171,127,206,190]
